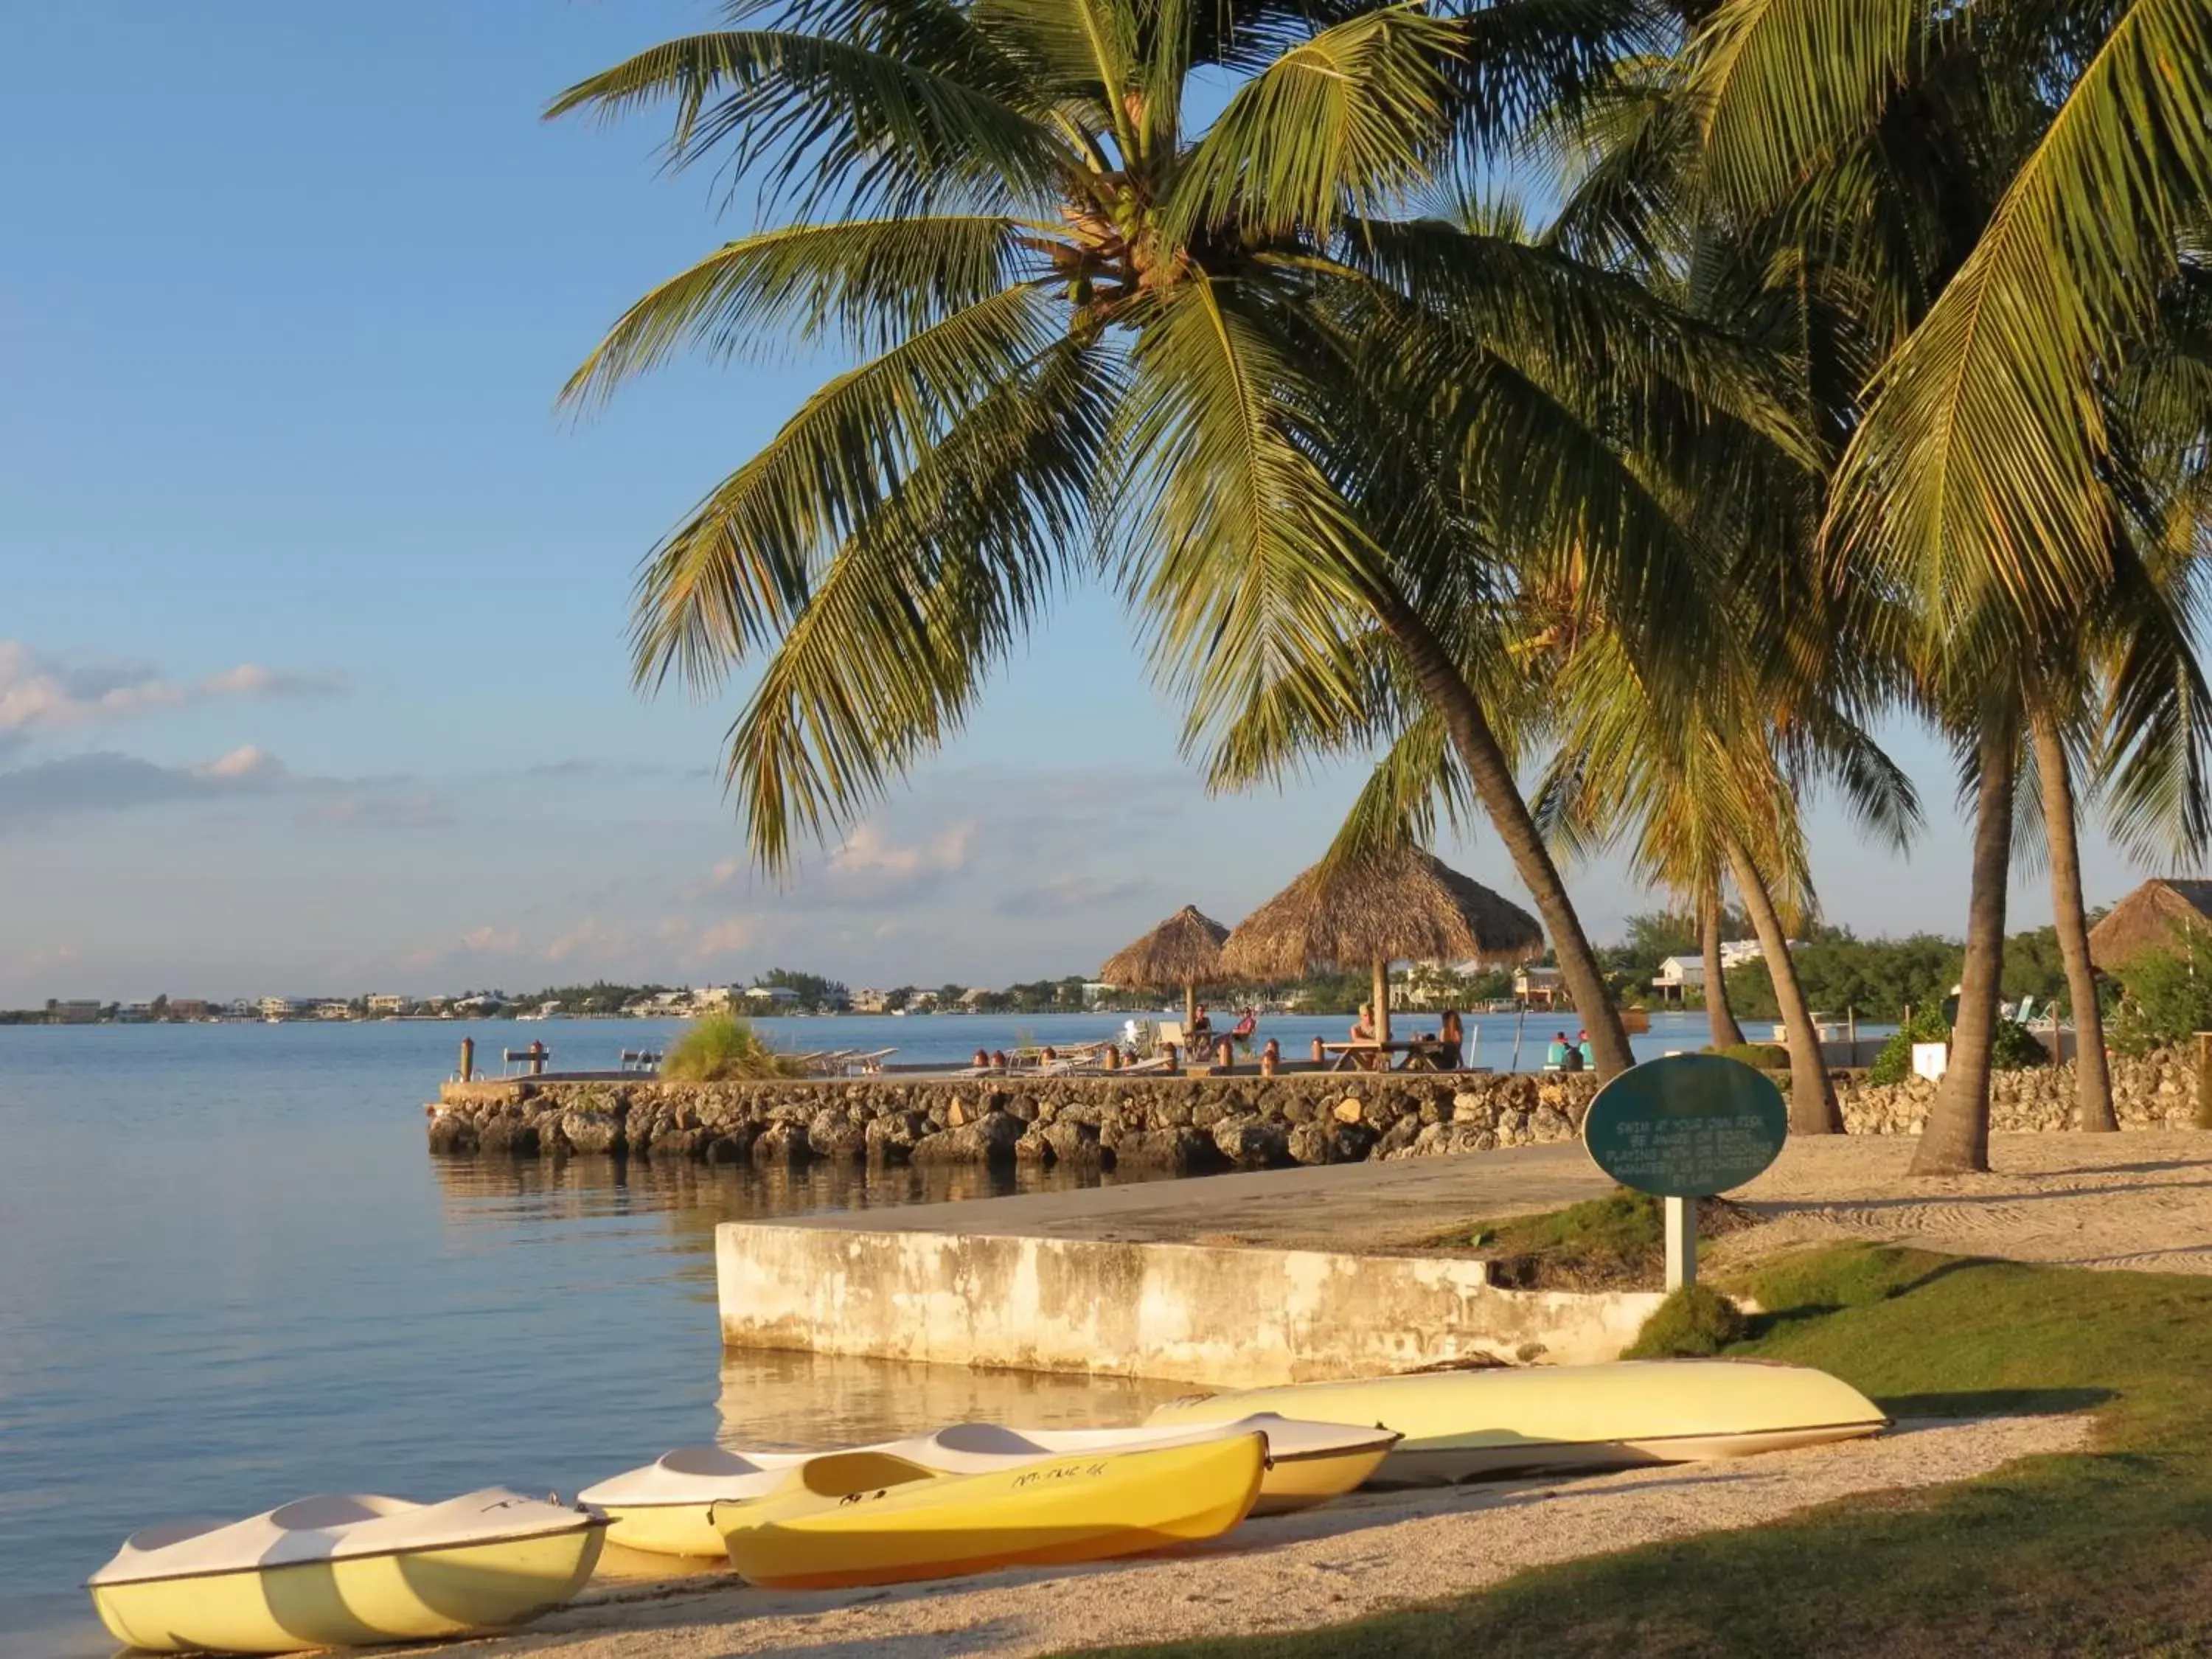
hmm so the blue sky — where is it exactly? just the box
[0,2,2169,1002]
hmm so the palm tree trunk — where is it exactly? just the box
[1366,589,1635,1078]
[1911,717,2016,1175]
[1372,959,1392,1044]
[1722,835,1841,1133]
[2030,704,2115,1131]
[1702,886,1746,1048]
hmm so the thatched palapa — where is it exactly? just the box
[1222,844,1543,1043]
[1099,905,1229,1033]
[2087,878,2212,972]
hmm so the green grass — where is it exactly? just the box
[657,1011,803,1081]
[1622,1282,1750,1357]
[1449,1189,1756,1290]
[1068,1246,2212,1658]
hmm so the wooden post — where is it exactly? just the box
[526,1040,548,1077]
[1185,979,1199,1039]
[1105,1046,1121,1071]
[1164,1042,1179,1076]
[1371,959,1392,1046]
[1664,1196,1697,1290]
[1216,1037,1234,1071]
[458,1037,474,1082]
[1312,1035,1326,1065]
[2196,1032,2212,1129]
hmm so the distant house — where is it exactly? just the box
[850,987,890,1014]
[746,984,801,1007]
[1081,981,1116,1009]
[1719,939,1767,970]
[169,998,212,1020]
[1651,956,1705,1001]
[257,995,302,1020]
[958,987,994,1009]
[115,1002,154,1023]
[695,985,734,1011]
[49,1000,102,1024]
[365,993,409,1015]
[314,1000,352,1020]
[2088,878,2212,972]
[1514,966,1562,1008]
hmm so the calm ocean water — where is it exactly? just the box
[0,1007,1731,1654]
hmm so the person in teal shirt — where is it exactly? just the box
[1577,1030,1596,1070]
[1545,1032,1571,1068]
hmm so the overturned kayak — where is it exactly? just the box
[1147,1360,1888,1484]
[87,1489,605,1654]
[585,1413,1397,1557]
[712,1435,1266,1589]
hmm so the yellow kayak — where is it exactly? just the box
[87,1489,605,1654]
[1147,1360,1888,1484]
[586,1414,1396,1557]
[712,1435,1266,1589]
[877,1414,1398,1517]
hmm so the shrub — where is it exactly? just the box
[659,1012,803,1081]
[2107,936,2212,1055]
[1868,1006,2048,1084]
[1624,1283,1750,1357]
[1703,1043,1790,1071]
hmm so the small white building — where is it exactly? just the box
[1651,955,1705,1001]
[365,993,409,1015]
[695,985,734,1011]
[315,1000,352,1020]
[850,987,890,1013]
[746,984,801,1007]
[258,995,300,1020]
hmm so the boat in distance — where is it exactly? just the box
[712,1435,1266,1590]
[87,1488,605,1654]
[1147,1359,1889,1484]
[583,1413,1397,1557]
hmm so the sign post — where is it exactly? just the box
[1581,1054,1789,1291]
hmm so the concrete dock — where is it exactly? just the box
[715,1147,1656,1386]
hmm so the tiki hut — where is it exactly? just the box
[2087,878,2212,972]
[1221,844,1544,1043]
[1099,905,1230,1033]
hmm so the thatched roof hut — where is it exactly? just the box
[2087,878,2212,971]
[1222,845,1543,1042]
[1099,905,1229,1032]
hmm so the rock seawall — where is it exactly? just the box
[426,1071,1604,1172]
[1838,1049,2201,1134]
[427,1049,2203,1169]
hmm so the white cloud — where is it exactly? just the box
[460,926,520,953]
[691,918,760,959]
[828,822,973,878]
[198,745,282,780]
[0,642,340,734]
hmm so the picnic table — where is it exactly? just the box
[1319,1037,1458,1073]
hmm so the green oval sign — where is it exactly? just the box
[1581,1054,1788,1197]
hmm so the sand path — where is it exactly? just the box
[442,1415,2081,1658]
[1718,1130,2212,1274]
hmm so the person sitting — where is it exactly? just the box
[1438,1009,1464,1071]
[1544,1032,1571,1069]
[1560,1032,1585,1073]
[1576,1029,1596,1071]
[1228,1006,1257,1042]
[1349,1004,1377,1044]
[1189,1003,1214,1041]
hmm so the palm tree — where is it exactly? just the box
[1698,884,1746,1047]
[1676,0,2212,1172]
[549,0,1794,1080]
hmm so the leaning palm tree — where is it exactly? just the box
[548,0,1793,1081]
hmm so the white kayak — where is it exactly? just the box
[88,1488,605,1654]
[1148,1360,1890,1484]
[582,1413,1399,1557]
